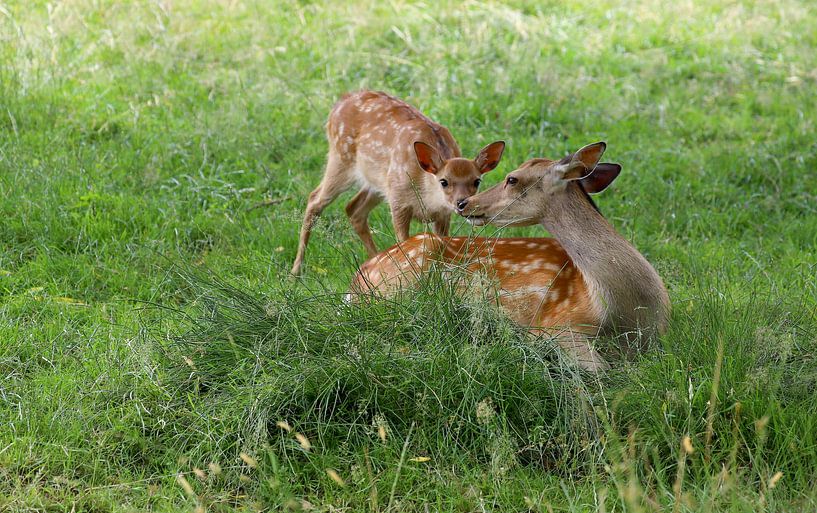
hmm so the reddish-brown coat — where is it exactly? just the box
[349,233,599,334]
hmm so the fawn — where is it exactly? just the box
[290,90,505,275]
[348,142,670,371]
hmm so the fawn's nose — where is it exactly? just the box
[456,198,469,212]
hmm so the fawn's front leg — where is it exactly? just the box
[390,206,413,241]
[432,215,450,237]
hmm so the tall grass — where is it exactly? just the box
[150,263,600,468]
[139,261,817,511]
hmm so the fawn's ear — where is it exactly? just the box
[563,141,607,180]
[581,163,621,193]
[414,141,444,174]
[474,141,506,174]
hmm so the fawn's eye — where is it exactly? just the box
[474,179,481,187]
[439,179,449,188]
[506,176,518,186]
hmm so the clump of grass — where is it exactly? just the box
[149,263,603,477]
[146,264,817,511]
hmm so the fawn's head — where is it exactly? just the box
[458,142,621,226]
[413,140,505,210]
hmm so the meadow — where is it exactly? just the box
[1,0,816,511]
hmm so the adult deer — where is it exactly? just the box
[348,142,670,371]
[290,90,505,275]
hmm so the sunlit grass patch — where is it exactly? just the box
[2,0,817,510]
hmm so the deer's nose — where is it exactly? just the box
[456,198,469,212]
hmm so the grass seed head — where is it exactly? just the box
[755,416,770,433]
[207,462,222,475]
[373,413,388,442]
[476,397,496,425]
[240,452,258,469]
[769,471,783,489]
[193,467,207,480]
[176,473,195,497]
[326,468,345,487]
[276,420,292,432]
[295,433,312,451]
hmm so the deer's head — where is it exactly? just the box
[414,140,505,211]
[458,142,621,226]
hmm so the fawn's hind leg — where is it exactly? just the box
[345,189,382,257]
[291,151,355,275]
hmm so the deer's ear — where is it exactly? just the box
[414,141,443,174]
[563,141,607,180]
[581,163,621,193]
[474,140,505,174]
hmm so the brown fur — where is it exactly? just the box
[348,143,671,371]
[350,235,597,330]
[291,90,504,275]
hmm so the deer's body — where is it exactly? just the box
[349,234,599,331]
[349,143,670,371]
[291,90,504,275]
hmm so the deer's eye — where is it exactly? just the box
[474,179,481,187]
[507,176,518,186]
[439,179,449,188]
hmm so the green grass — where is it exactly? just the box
[1,0,816,510]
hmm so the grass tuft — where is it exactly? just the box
[151,264,601,476]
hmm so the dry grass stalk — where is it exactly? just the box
[673,436,693,513]
[705,336,725,463]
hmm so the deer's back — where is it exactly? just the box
[326,91,460,165]
[349,234,599,331]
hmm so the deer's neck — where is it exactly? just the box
[540,184,668,333]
